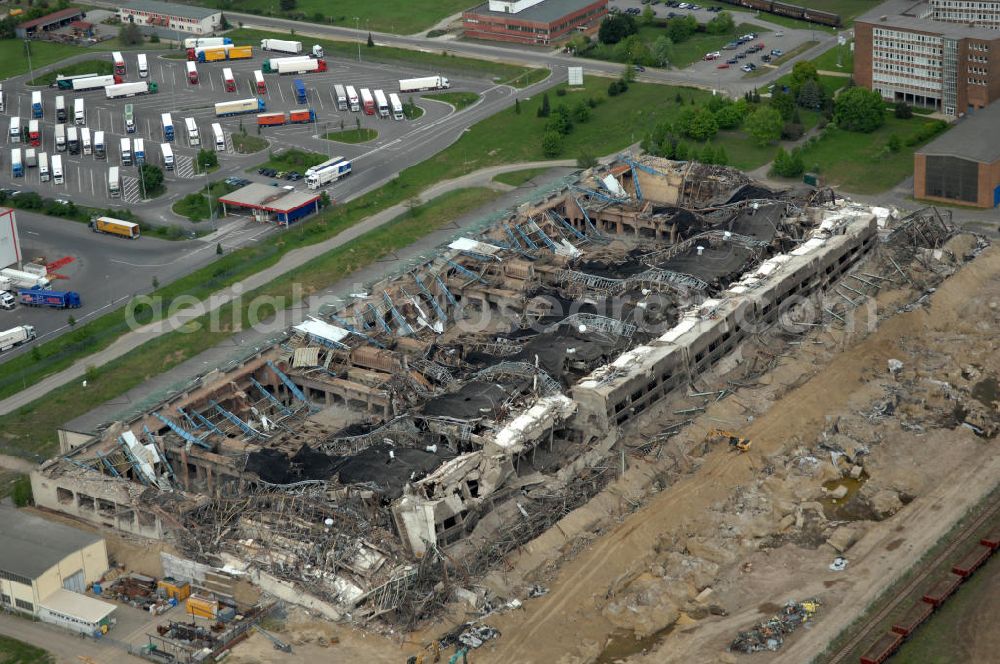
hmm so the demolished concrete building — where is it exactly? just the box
[31,157,918,624]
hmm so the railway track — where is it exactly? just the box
[825,493,1000,664]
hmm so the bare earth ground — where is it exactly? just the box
[217,241,998,662]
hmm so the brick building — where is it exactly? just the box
[914,101,1000,207]
[118,0,222,36]
[854,0,1000,116]
[463,0,608,45]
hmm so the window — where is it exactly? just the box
[15,599,33,611]
[925,155,980,202]
[0,593,9,605]
[0,569,32,586]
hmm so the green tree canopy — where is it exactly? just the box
[746,106,784,146]
[834,87,886,133]
[598,15,638,45]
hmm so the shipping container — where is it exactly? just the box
[215,98,266,117]
[124,104,135,133]
[0,325,35,352]
[134,137,145,165]
[161,143,174,170]
[859,632,903,664]
[256,112,286,127]
[157,579,191,602]
[10,148,23,178]
[73,98,85,125]
[260,38,302,54]
[187,61,199,84]
[38,152,50,181]
[91,216,139,238]
[9,116,20,144]
[891,601,933,637]
[981,530,1000,550]
[28,119,40,147]
[161,113,174,142]
[19,287,82,309]
[106,82,156,99]
[31,90,42,119]
[66,126,79,155]
[186,594,219,619]
[288,108,315,124]
[212,123,225,152]
[24,147,36,168]
[54,123,65,151]
[120,136,132,166]
[81,127,91,155]
[398,75,450,93]
[293,78,307,104]
[184,37,232,49]
[228,45,253,60]
[55,95,66,122]
[68,74,120,91]
[389,93,404,120]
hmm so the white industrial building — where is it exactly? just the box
[0,207,20,270]
[118,0,222,35]
[0,506,114,633]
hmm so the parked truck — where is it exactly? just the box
[81,127,91,155]
[289,108,315,124]
[306,158,351,189]
[293,78,307,104]
[108,165,120,197]
[73,97,85,125]
[137,53,148,78]
[0,268,50,290]
[94,131,105,159]
[185,117,200,146]
[190,44,253,62]
[10,148,23,178]
[105,82,157,99]
[256,112,286,127]
[112,51,126,76]
[90,216,139,238]
[374,89,389,118]
[0,83,5,112]
[124,104,135,133]
[55,73,97,89]
[31,90,42,119]
[360,88,375,115]
[260,38,302,54]
[186,61,199,85]
[215,98,266,117]
[398,76,450,93]
[346,85,360,112]
[24,147,37,168]
[389,93,404,120]
[262,57,327,74]
[51,154,63,184]
[223,67,236,92]
[334,84,347,111]
[134,137,145,165]
[161,113,174,142]
[55,95,66,122]
[9,116,20,144]
[254,70,266,94]
[120,136,132,166]
[28,119,40,146]
[212,123,225,152]
[184,37,232,49]
[19,287,82,309]
[38,152,49,181]
[0,325,36,352]
[54,123,65,151]
[161,143,174,171]
[70,74,120,91]
[66,126,79,155]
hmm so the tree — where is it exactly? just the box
[666,15,697,42]
[68,315,77,328]
[319,191,331,208]
[572,100,591,123]
[678,107,719,141]
[216,242,223,255]
[789,61,819,94]
[715,145,729,166]
[139,164,164,197]
[887,134,902,152]
[714,99,748,129]
[279,0,296,10]
[746,106,784,146]
[514,98,521,114]
[598,15,637,45]
[547,105,573,136]
[771,147,805,178]
[796,79,824,110]
[197,149,218,171]
[119,21,142,46]
[834,87,886,132]
[706,11,735,35]
[542,131,563,157]
[770,91,796,121]
[642,4,655,25]
[537,92,551,118]
[651,36,672,67]
[894,101,913,119]
[367,32,374,47]
[615,34,652,65]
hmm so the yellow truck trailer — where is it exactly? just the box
[90,216,140,239]
[228,45,253,60]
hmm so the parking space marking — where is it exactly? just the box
[175,154,195,178]
[224,129,235,154]
[122,176,141,203]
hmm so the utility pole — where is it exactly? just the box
[355,17,361,62]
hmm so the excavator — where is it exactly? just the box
[706,428,752,453]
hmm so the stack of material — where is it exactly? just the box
[729,599,821,653]
[186,594,220,619]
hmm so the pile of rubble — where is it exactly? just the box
[729,599,821,653]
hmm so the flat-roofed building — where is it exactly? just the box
[914,100,1000,207]
[463,0,608,45]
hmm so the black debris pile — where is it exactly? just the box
[725,183,780,204]
[336,442,452,498]
[729,599,821,653]
[439,622,501,650]
[421,380,524,419]
[244,445,343,484]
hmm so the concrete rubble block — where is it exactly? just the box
[601,573,681,639]
[826,524,863,553]
[453,587,480,608]
[849,465,864,479]
[868,489,904,520]
[825,484,849,501]
[685,537,737,566]
[778,513,796,532]
[799,501,828,521]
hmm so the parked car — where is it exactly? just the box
[726,58,738,65]
[704,51,721,61]
[723,42,738,50]
[634,65,646,72]
[736,52,747,59]
[771,49,784,57]
[761,54,772,63]
[741,63,756,72]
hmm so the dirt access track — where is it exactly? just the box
[427,243,1000,663]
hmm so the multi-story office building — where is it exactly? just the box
[855,0,1000,116]
[929,0,1000,27]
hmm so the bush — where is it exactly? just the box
[771,147,805,178]
[678,107,719,141]
[598,14,638,45]
[542,131,563,157]
[894,101,913,119]
[714,99,749,130]
[607,78,629,97]
[834,87,886,133]
[706,11,735,35]
[572,100,591,124]
[556,88,567,97]
[781,122,804,141]
[546,106,573,136]
[745,106,784,146]
[197,149,218,171]
[887,134,902,152]
[11,475,32,507]
[537,92,551,118]
[904,120,948,147]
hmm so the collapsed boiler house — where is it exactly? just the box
[31,157,888,625]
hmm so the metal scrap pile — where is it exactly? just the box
[439,622,501,650]
[729,599,820,653]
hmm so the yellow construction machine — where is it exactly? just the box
[706,428,752,453]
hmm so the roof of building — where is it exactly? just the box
[0,506,104,580]
[916,102,1000,162]
[17,7,85,30]
[465,0,605,24]
[218,183,320,213]
[856,0,1000,40]
[120,0,221,20]
[39,588,116,624]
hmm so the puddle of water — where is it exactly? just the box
[972,376,999,408]
[819,475,871,521]
[593,624,675,664]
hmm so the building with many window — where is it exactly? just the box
[463,0,608,45]
[929,0,1000,28]
[854,0,1000,116]
[0,506,109,619]
[118,0,222,35]
[915,100,1000,207]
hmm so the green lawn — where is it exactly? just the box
[796,0,873,23]
[324,128,378,143]
[583,22,766,69]
[225,29,544,86]
[251,148,330,173]
[1,40,86,80]
[231,132,268,154]
[494,167,552,187]
[423,91,480,110]
[28,59,114,86]
[727,6,837,33]
[746,40,821,78]
[0,634,53,664]
[795,115,946,194]
[172,182,236,222]
[812,41,854,72]
[0,188,500,459]
[198,0,473,34]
